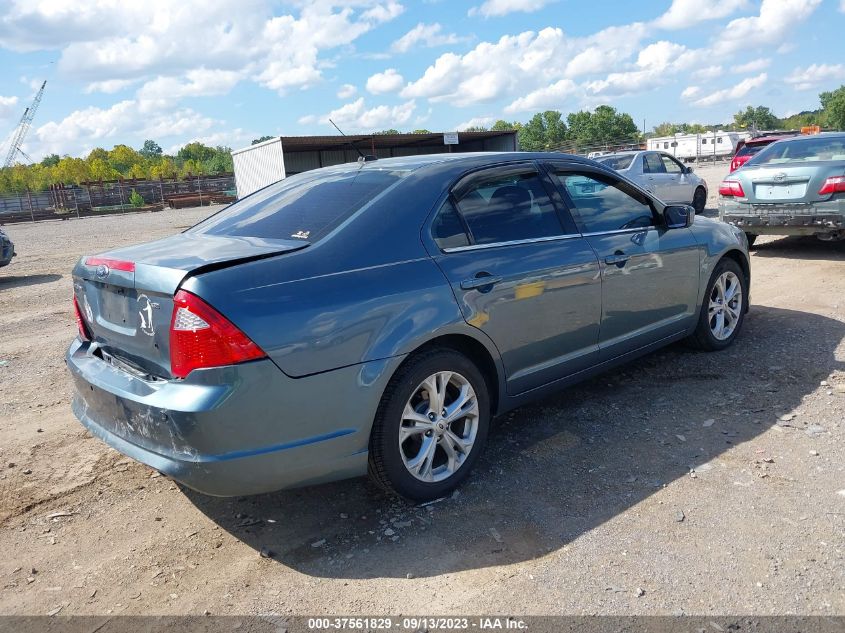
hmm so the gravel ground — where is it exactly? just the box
[1,168,844,617]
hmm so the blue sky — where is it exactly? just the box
[1,0,844,160]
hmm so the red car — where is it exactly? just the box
[730,134,798,172]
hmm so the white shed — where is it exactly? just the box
[231,137,286,199]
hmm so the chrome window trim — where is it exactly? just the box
[581,226,657,238]
[442,233,582,253]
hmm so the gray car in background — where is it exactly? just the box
[0,228,15,269]
[596,151,709,213]
[67,152,749,502]
[719,133,845,245]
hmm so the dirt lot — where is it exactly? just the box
[1,169,844,617]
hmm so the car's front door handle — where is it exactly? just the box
[605,252,630,267]
[460,274,503,290]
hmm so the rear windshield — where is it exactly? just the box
[596,154,635,170]
[735,143,766,158]
[191,167,407,241]
[747,137,845,166]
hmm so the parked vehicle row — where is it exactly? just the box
[67,152,749,501]
[719,132,845,245]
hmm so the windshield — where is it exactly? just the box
[191,167,408,242]
[747,137,845,166]
[595,154,635,170]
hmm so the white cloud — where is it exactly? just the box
[841,0,844,12]
[366,68,405,94]
[468,0,554,18]
[84,79,136,94]
[714,0,822,55]
[693,65,723,81]
[391,22,464,53]
[315,97,416,131]
[505,79,578,113]
[30,100,217,157]
[653,0,748,30]
[784,64,845,90]
[0,95,19,120]
[681,85,701,99]
[691,73,768,107]
[138,69,242,100]
[456,116,495,131]
[337,83,358,99]
[732,58,770,74]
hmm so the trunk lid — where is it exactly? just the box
[72,233,307,378]
[736,162,845,205]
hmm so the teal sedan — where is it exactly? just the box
[68,152,750,501]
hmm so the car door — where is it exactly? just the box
[642,152,672,201]
[427,162,602,395]
[544,163,701,361]
[659,153,693,203]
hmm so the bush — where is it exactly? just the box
[129,189,145,208]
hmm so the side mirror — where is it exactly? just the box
[685,165,694,174]
[663,204,695,229]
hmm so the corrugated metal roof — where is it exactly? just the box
[278,130,517,152]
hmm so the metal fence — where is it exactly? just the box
[0,174,236,223]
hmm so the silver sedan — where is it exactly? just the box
[596,151,709,213]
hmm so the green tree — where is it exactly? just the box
[518,111,568,151]
[89,158,120,181]
[462,125,489,132]
[52,157,92,185]
[40,154,60,167]
[203,147,234,174]
[108,144,144,174]
[139,139,163,159]
[733,105,780,132]
[251,135,275,145]
[129,189,145,207]
[566,105,640,150]
[150,158,178,179]
[491,120,517,131]
[177,142,216,164]
[820,85,845,130]
[374,129,400,135]
[86,148,109,163]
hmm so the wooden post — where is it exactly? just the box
[198,175,203,206]
[26,188,34,222]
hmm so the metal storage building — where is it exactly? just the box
[230,130,518,198]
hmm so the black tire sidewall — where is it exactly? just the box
[372,350,490,501]
[693,187,706,214]
[695,258,747,350]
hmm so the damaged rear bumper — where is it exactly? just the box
[719,201,845,237]
[65,338,390,496]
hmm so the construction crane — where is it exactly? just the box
[3,80,46,168]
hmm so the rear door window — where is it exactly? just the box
[191,168,407,242]
[643,154,665,174]
[432,200,470,250]
[452,168,566,245]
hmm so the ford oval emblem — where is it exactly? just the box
[95,264,109,279]
[773,172,787,182]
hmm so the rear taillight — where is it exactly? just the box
[818,176,845,195]
[169,289,266,379]
[73,296,91,341]
[719,180,745,197]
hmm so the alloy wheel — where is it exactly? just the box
[399,371,479,482]
[708,271,742,340]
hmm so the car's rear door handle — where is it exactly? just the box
[604,252,630,267]
[460,274,503,290]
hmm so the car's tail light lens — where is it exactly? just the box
[818,176,845,195]
[73,295,91,341]
[719,180,745,197]
[169,289,266,379]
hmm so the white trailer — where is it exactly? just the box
[231,137,286,199]
[647,131,751,162]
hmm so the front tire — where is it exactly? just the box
[692,187,706,214]
[745,232,758,248]
[690,258,747,351]
[368,348,490,501]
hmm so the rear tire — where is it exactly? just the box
[368,348,490,501]
[692,187,706,214]
[690,258,747,351]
